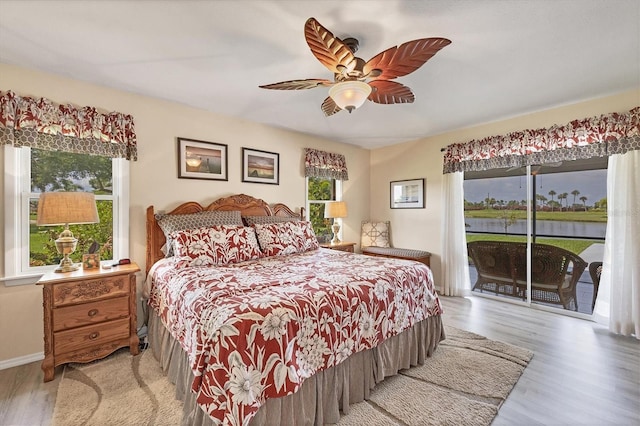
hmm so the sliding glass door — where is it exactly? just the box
[464,158,607,316]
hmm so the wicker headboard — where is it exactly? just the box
[145,193,303,274]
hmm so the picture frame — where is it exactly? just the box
[390,178,425,209]
[242,148,279,185]
[177,137,228,181]
[82,253,100,270]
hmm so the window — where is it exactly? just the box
[306,177,342,244]
[4,146,130,283]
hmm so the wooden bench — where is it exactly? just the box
[467,240,587,311]
[362,246,431,268]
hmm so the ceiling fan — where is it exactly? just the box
[259,17,451,116]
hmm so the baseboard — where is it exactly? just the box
[0,352,44,370]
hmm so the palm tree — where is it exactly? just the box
[558,193,568,211]
[571,189,580,211]
[580,196,588,211]
[536,194,548,211]
[548,190,557,212]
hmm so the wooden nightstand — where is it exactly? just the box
[37,262,140,382]
[320,242,356,253]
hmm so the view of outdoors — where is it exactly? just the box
[29,149,114,267]
[307,177,335,243]
[464,165,606,315]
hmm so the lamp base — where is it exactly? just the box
[54,233,79,273]
[55,254,79,273]
[330,223,341,245]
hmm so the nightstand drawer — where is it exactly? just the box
[54,318,130,355]
[52,276,129,307]
[53,296,129,332]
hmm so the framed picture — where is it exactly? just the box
[177,137,228,181]
[390,178,425,209]
[242,148,279,185]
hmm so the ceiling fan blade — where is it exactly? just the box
[305,17,357,75]
[364,37,451,81]
[321,96,342,116]
[259,79,334,90]
[368,80,415,104]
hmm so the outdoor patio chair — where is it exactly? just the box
[468,241,588,311]
[589,261,603,312]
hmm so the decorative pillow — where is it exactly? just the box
[156,210,243,257]
[170,225,262,268]
[361,221,390,248]
[242,215,300,227]
[254,221,319,257]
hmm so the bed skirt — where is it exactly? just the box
[148,311,445,426]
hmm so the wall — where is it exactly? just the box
[369,88,640,291]
[1,61,637,364]
[0,63,371,363]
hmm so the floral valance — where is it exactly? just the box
[304,148,349,180]
[0,90,137,160]
[442,107,640,174]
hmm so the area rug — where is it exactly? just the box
[53,326,533,426]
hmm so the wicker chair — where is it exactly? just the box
[467,241,588,311]
[589,261,603,311]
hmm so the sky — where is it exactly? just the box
[464,169,607,207]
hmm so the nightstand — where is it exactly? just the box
[320,242,356,253]
[37,262,140,382]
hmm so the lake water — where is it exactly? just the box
[465,218,606,239]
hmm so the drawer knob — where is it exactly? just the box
[88,309,98,317]
[89,332,100,340]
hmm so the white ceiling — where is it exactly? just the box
[1,1,638,149]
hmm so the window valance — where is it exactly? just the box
[442,107,639,174]
[0,90,137,160]
[304,148,349,180]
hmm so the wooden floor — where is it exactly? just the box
[1,296,638,425]
[441,296,640,426]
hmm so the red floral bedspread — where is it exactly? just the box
[148,249,442,425]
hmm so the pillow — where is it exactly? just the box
[156,210,243,257]
[254,221,319,257]
[170,225,262,268]
[242,215,300,227]
[361,221,390,248]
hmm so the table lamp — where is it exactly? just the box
[324,201,348,245]
[37,192,100,272]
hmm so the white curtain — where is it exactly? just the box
[593,150,640,339]
[441,171,471,296]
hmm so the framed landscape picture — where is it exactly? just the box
[390,178,425,209]
[242,148,279,185]
[177,137,228,181]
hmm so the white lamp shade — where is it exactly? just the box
[37,192,100,226]
[328,81,372,112]
[324,201,348,219]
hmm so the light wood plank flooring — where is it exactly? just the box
[1,296,638,425]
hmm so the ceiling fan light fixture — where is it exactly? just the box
[328,81,372,113]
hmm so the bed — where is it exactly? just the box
[144,193,444,426]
